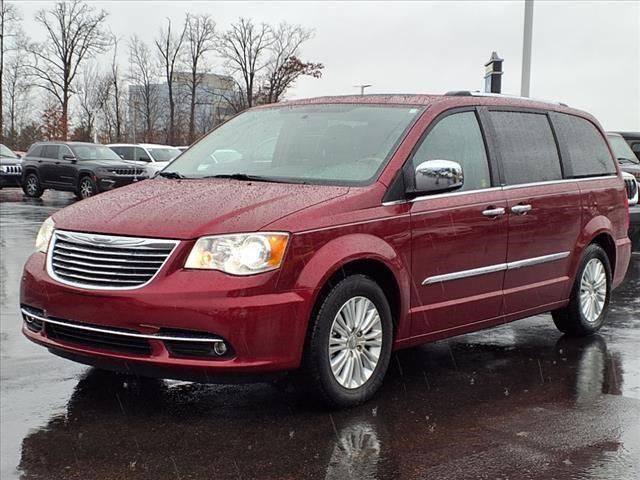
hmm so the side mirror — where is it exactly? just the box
[414,159,464,194]
[63,155,77,163]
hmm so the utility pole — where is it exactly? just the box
[521,0,534,97]
[353,84,372,95]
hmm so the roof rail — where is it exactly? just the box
[444,90,568,107]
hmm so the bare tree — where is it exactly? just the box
[217,18,273,109]
[265,23,323,103]
[155,18,186,145]
[129,35,161,142]
[185,13,216,144]
[1,0,22,142]
[99,38,126,142]
[27,0,111,140]
[3,39,33,145]
[73,63,104,141]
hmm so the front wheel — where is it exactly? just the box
[301,275,393,408]
[22,173,44,198]
[76,176,97,199]
[552,244,612,336]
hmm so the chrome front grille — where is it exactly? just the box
[3,164,22,174]
[48,230,178,289]
[109,167,145,176]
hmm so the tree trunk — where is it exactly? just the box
[189,67,197,144]
[61,95,69,140]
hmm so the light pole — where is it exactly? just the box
[521,0,534,97]
[353,84,372,95]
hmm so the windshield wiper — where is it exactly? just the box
[203,173,285,183]
[158,171,187,179]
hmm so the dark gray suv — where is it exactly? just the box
[21,142,147,199]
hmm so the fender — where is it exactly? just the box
[571,215,616,282]
[293,232,412,339]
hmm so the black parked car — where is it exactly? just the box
[0,144,22,188]
[21,142,148,199]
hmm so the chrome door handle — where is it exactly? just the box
[482,207,506,218]
[511,204,532,215]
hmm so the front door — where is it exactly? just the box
[409,109,508,337]
[487,110,582,315]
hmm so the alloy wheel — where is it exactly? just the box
[26,176,38,195]
[579,258,607,323]
[329,296,383,389]
[79,179,94,199]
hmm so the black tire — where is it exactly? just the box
[22,172,44,198]
[300,274,393,408]
[76,175,97,199]
[552,244,612,336]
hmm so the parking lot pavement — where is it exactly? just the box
[1,189,639,480]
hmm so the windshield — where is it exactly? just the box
[71,145,123,161]
[608,135,639,165]
[0,144,17,158]
[162,104,423,185]
[148,148,180,162]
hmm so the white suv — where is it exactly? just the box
[107,143,181,175]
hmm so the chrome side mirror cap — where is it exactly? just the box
[414,159,464,194]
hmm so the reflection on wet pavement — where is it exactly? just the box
[1,189,639,479]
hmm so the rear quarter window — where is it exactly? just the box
[551,114,616,177]
[489,111,562,185]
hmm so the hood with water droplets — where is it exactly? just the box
[52,178,349,239]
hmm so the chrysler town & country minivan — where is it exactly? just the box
[20,93,632,407]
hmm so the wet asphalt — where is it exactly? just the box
[1,188,639,480]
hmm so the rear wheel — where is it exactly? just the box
[76,176,97,199]
[22,172,44,198]
[301,275,393,408]
[552,244,612,336]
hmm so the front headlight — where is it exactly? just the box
[185,232,289,275]
[35,216,55,253]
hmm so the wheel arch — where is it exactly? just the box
[294,233,411,342]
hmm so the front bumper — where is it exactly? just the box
[96,174,148,192]
[0,173,21,188]
[629,204,640,226]
[20,252,314,380]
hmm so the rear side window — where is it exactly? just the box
[42,145,60,159]
[552,114,616,177]
[27,145,43,157]
[412,111,491,191]
[489,111,562,185]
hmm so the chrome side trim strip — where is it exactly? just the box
[422,263,507,285]
[422,251,571,285]
[21,308,224,343]
[502,176,617,190]
[506,251,570,270]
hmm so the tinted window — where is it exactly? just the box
[552,114,617,177]
[490,111,562,185]
[27,145,42,157]
[42,145,60,159]
[59,145,74,159]
[114,146,135,161]
[606,134,638,165]
[412,111,491,191]
[135,147,151,162]
[70,145,121,161]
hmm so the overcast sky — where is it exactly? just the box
[12,0,640,131]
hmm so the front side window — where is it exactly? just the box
[411,111,491,192]
[163,104,423,185]
[552,114,617,177]
[135,147,151,162]
[489,111,562,185]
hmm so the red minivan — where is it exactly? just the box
[21,93,632,407]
